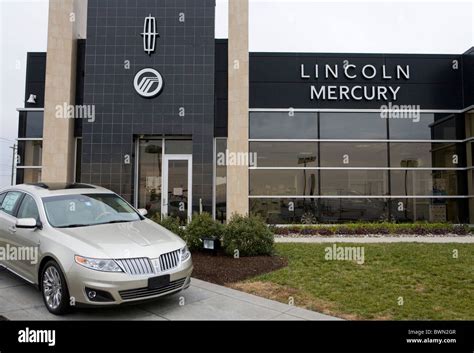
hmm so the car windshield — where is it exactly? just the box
[42,193,141,228]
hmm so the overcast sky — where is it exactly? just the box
[0,0,473,187]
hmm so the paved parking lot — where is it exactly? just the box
[0,267,338,321]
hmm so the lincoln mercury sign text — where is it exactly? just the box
[300,63,410,102]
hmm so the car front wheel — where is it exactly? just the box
[41,260,71,315]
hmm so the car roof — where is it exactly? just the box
[0,183,115,198]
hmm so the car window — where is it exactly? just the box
[17,194,40,220]
[0,193,6,204]
[42,193,141,228]
[0,192,23,216]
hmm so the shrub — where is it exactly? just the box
[186,213,223,251]
[222,214,274,256]
[272,222,471,236]
[151,215,186,239]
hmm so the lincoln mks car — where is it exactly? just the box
[0,183,193,315]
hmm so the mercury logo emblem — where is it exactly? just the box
[141,14,159,55]
[134,68,163,98]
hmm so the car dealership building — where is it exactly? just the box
[15,0,474,224]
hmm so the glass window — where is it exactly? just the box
[390,198,467,223]
[0,191,23,216]
[320,142,387,167]
[250,112,318,139]
[17,141,42,166]
[390,170,461,196]
[250,142,317,167]
[250,170,318,196]
[0,193,6,204]
[138,139,163,218]
[215,139,227,223]
[389,113,463,140]
[18,111,44,138]
[17,194,40,220]
[165,140,192,154]
[390,143,433,168]
[320,113,386,139]
[249,198,390,224]
[75,138,82,182]
[16,169,42,185]
[320,198,389,223]
[42,193,140,228]
[320,170,388,196]
[250,198,320,224]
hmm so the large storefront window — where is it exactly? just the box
[320,112,387,139]
[250,142,318,167]
[215,138,227,222]
[320,142,387,167]
[137,139,163,218]
[16,111,44,185]
[250,112,317,139]
[248,111,467,224]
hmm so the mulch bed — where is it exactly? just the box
[191,251,288,285]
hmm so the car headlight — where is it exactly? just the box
[74,255,123,272]
[180,246,191,262]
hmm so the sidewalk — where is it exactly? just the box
[0,268,339,321]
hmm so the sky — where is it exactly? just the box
[0,0,473,187]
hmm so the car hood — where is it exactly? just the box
[56,220,185,259]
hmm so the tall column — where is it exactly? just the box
[227,0,249,220]
[41,0,87,182]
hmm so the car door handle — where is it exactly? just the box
[8,226,16,234]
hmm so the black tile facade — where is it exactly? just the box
[82,0,215,212]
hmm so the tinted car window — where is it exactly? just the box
[0,192,23,216]
[17,194,40,220]
[0,193,6,204]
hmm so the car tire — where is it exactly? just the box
[40,260,71,315]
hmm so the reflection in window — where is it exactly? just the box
[250,142,317,167]
[138,140,162,218]
[320,142,387,167]
[250,170,318,196]
[391,198,467,223]
[17,141,42,167]
[16,169,41,185]
[320,113,386,139]
[390,170,462,196]
[215,139,227,223]
[250,112,317,139]
[18,111,44,138]
[320,170,388,196]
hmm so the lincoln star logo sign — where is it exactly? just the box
[134,68,163,98]
[141,14,159,55]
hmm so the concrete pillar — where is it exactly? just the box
[41,0,87,182]
[227,0,249,220]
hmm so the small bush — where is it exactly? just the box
[222,214,274,256]
[152,215,186,239]
[186,213,223,251]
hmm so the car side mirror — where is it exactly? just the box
[138,209,148,217]
[16,218,39,229]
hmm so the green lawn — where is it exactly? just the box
[231,243,474,320]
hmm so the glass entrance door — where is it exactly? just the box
[162,155,192,222]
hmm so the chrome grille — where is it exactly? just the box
[159,250,181,272]
[115,258,154,276]
[119,278,186,300]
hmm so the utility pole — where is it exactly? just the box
[9,144,17,186]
